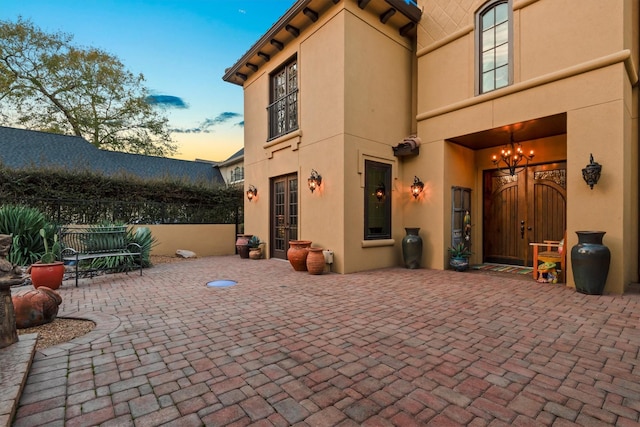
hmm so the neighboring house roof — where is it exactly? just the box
[0,126,224,185]
[217,148,244,167]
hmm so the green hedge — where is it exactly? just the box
[0,166,243,224]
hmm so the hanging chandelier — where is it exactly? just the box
[492,137,534,176]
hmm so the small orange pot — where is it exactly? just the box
[30,262,65,290]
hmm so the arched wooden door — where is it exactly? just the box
[483,162,566,266]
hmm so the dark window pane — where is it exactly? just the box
[364,160,391,240]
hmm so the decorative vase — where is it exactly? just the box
[12,287,62,329]
[287,240,312,271]
[30,262,65,290]
[402,228,422,269]
[449,257,469,272]
[236,234,252,259]
[571,231,610,295]
[249,248,262,260]
[306,248,325,275]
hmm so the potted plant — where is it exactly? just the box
[248,236,262,260]
[448,242,472,272]
[30,228,65,290]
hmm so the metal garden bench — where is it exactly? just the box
[59,225,142,287]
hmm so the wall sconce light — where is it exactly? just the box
[246,185,257,201]
[582,153,602,190]
[491,136,534,176]
[375,183,385,201]
[410,176,424,198]
[308,169,322,193]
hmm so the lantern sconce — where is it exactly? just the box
[582,153,602,190]
[246,185,258,201]
[308,169,322,193]
[375,183,386,201]
[410,176,424,199]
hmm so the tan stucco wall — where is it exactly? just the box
[342,6,414,273]
[241,3,415,273]
[415,0,638,293]
[235,0,637,291]
[132,224,236,257]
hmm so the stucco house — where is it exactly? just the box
[213,148,245,186]
[223,0,639,294]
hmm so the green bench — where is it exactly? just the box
[59,225,142,287]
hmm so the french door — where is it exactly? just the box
[483,162,566,266]
[270,174,298,260]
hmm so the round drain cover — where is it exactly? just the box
[206,280,237,288]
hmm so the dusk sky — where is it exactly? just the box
[0,1,294,161]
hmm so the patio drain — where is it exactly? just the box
[206,280,237,288]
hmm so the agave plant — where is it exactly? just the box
[448,242,473,259]
[0,205,48,266]
[129,226,157,268]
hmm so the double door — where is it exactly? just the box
[270,174,298,260]
[483,163,566,266]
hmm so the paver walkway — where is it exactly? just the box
[11,256,640,426]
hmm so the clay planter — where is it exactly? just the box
[249,248,262,260]
[12,287,62,329]
[30,262,65,290]
[306,248,325,275]
[236,234,252,259]
[287,240,311,271]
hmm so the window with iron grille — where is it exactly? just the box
[267,57,298,140]
[477,0,512,94]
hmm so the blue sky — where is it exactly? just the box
[0,1,294,161]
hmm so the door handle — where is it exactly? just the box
[520,220,525,239]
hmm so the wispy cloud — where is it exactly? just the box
[146,95,188,109]
[170,112,243,134]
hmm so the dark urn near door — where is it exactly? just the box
[402,228,423,269]
[571,231,610,295]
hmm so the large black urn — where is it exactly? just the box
[402,228,423,269]
[571,231,610,295]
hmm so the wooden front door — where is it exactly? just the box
[483,162,566,266]
[271,174,298,260]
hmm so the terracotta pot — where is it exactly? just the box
[287,240,311,271]
[306,248,325,275]
[12,287,62,329]
[249,248,262,260]
[236,234,252,259]
[30,262,65,290]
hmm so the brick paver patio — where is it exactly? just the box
[10,256,640,426]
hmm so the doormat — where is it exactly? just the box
[471,263,533,275]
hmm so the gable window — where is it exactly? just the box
[268,57,298,140]
[230,166,244,184]
[477,0,511,94]
[364,160,391,240]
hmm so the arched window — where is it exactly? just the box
[477,0,512,94]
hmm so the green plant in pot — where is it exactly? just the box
[30,227,65,290]
[248,236,262,259]
[448,242,472,272]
